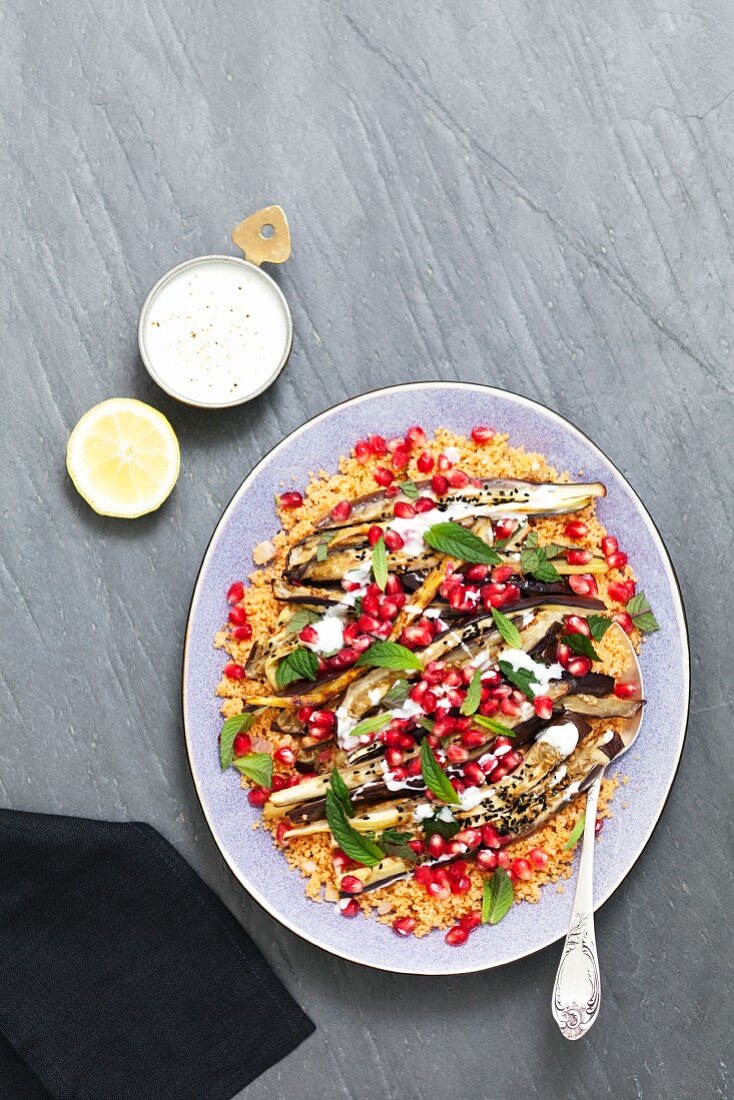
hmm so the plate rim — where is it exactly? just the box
[181,381,690,975]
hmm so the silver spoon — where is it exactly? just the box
[551,625,644,1040]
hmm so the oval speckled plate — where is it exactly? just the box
[182,382,689,974]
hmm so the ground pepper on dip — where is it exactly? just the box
[214,425,653,945]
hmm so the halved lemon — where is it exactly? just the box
[66,398,180,518]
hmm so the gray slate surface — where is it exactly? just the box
[2,2,733,1098]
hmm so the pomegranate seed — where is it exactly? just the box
[387,437,406,453]
[385,485,400,497]
[461,728,486,749]
[223,662,245,680]
[247,787,269,806]
[330,499,352,522]
[299,625,319,645]
[230,623,253,641]
[450,874,472,895]
[340,875,364,895]
[495,570,517,594]
[417,450,434,473]
[481,824,502,848]
[447,860,468,879]
[447,468,470,488]
[339,898,360,918]
[355,440,371,464]
[427,881,451,900]
[309,710,336,730]
[414,496,435,514]
[568,573,598,598]
[601,536,618,557]
[566,548,593,565]
[496,850,511,868]
[393,500,415,519]
[613,611,635,635]
[274,745,296,767]
[279,491,303,510]
[366,525,382,547]
[564,520,588,541]
[471,425,495,444]
[445,925,469,946]
[462,761,485,787]
[479,698,500,717]
[534,695,554,720]
[405,425,426,449]
[227,581,245,604]
[296,706,313,723]
[368,434,387,455]
[459,911,482,933]
[428,836,447,861]
[385,747,404,768]
[565,614,591,637]
[500,696,522,717]
[511,858,533,881]
[393,917,417,937]
[331,647,359,668]
[595,818,604,835]
[606,551,629,569]
[275,820,290,846]
[528,847,549,869]
[436,453,453,471]
[407,837,424,853]
[384,529,405,551]
[232,732,252,756]
[477,849,498,870]
[392,449,410,470]
[502,750,523,771]
[608,579,635,603]
[399,623,433,649]
[456,828,481,848]
[413,864,434,885]
[431,473,449,495]
[493,518,516,541]
[614,681,638,699]
[228,605,248,627]
[446,744,469,765]
[567,656,592,678]
[373,467,394,487]
[270,774,287,792]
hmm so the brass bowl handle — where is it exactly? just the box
[231,205,291,266]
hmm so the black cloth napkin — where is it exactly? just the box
[0,809,314,1100]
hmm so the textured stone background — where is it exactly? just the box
[2,2,733,1097]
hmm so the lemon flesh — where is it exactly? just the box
[66,398,180,518]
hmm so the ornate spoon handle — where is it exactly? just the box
[551,774,602,1040]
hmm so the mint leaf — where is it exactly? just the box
[423,522,502,564]
[421,812,460,840]
[315,532,335,562]
[329,767,354,817]
[420,739,460,804]
[492,606,522,649]
[325,787,385,867]
[356,641,424,671]
[372,536,388,591]
[460,668,482,715]
[349,713,393,739]
[587,614,611,642]
[482,867,514,924]
[219,712,255,770]
[520,543,561,583]
[381,828,418,862]
[564,812,586,851]
[418,716,436,734]
[498,659,537,699]
[285,608,322,635]
[399,479,419,500]
[232,752,273,788]
[472,714,516,737]
[561,632,601,662]
[626,591,660,634]
[382,678,410,708]
[275,646,320,688]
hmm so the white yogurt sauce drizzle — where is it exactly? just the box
[536,720,580,759]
